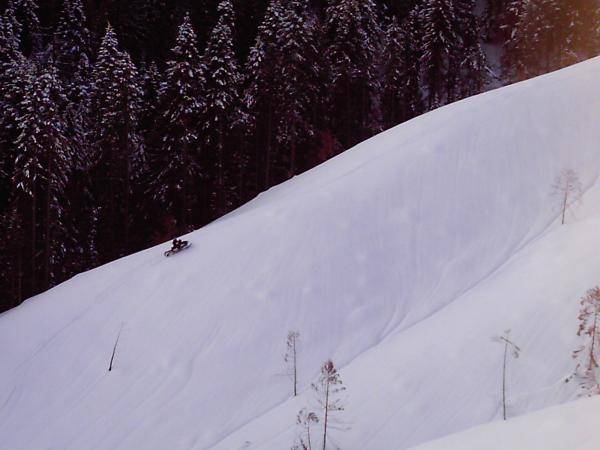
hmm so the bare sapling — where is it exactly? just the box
[493,330,521,420]
[552,169,582,225]
[285,331,300,397]
[292,408,319,450]
[312,360,346,450]
[108,323,124,372]
[573,287,600,396]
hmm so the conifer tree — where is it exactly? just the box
[202,0,244,217]
[502,0,561,81]
[559,0,599,66]
[0,14,24,210]
[52,0,94,273]
[11,65,72,293]
[483,0,510,41]
[418,0,461,108]
[5,0,42,57]
[245,0,286,191]
[154,14,206,232]
[0,27,33,306]
[273,0,323,178]
[89,25,144,262]
[53,0,91,98]
[455,0,488,98]
[0,10,20,60]
[381,14,423,128]
[324,0,382,148]
[139,60,162,161]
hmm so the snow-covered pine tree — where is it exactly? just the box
[324,0,382,149]
[499,0,527,81]
[381,13,423,129]
[51,0,92,157]
[0,18,32,306]
[11,65,72,293]
[574,287,600,396]
[154,13,206,232]
[273,0,323,178]
[483,0,510,42]
[311,359,346,450]
[559,0,600,66]
[89,25,144,262]
[51,0,95,275]
[139,60,162,155]
[0,8,20,59]
[418,0,462,108]
[245,0,285,191]
[502,0,561,81]
[4,0,42,57]
[201,0,245,217]
[454,0,488,99]
[0,13,24,209]
[53,0,91,96]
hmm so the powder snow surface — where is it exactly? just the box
[411,397,600,450]
[3,58,600,450]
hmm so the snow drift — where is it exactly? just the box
[411,397,600,450]
[3,57,600,449]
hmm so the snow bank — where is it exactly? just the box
[411,397,600,450]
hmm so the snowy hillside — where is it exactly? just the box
[411,397,600,450]
[2,57,600,450]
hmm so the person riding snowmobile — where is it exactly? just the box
[171,238,188,251]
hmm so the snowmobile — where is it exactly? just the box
[164,238,191,257]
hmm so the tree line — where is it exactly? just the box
[1,0,599,312]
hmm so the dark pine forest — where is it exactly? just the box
[0,0,598,312]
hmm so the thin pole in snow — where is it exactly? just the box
[108,323,124,372]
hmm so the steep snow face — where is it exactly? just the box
[2,58,600,450]
[411,397,600,450]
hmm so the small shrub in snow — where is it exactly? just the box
[285,330,300,397]
[552,169,582,225]
[312,359,346,450]
[493,329,521,420]
[292,408,319,450]
[573,287,600,396]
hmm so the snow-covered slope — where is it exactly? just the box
[2,57,600,450]
[411,397,600,450]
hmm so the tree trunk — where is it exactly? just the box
[265,103,273,189]
[289,131,297,179]
[322,379,330,450]
[502,341,508,420]
[345,78,351,148]
[589,311,599,371]
[561,184,568,225]
[181,144,189,233]
[123,92,131,253]
[293,336,297,397]
[44,176,51,290]
[15,231,23,306]
[217,121,224,215]
[31,188,36,295]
